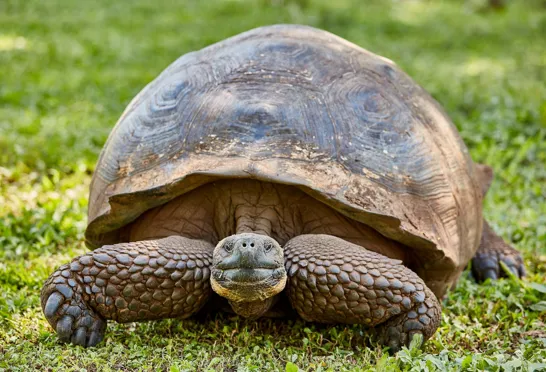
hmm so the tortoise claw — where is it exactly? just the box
[483,268,498,281]
[56,315,74,341]
[71,327,87,346]
[87,330,104,347]
[44,292,64,318]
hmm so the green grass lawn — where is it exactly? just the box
[1,0,545,370]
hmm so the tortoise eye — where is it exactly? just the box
[224,242,233,253]
[264,243,272,253]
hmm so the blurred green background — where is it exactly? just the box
[1,0,545,370]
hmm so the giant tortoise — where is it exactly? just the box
[41,24,525,351]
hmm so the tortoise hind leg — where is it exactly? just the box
[41,236,213,347]
[471,220,525,281]
[283,234,441,353]
[472,163,525,281]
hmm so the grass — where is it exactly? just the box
[1,0,545,370]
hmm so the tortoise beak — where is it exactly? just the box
[211,233,286,302]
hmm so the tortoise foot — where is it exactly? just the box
[376,294,441,353]
[472,247,525,281]
[472,221,525,281]
[41,269,107,347]
[283,234,441,353]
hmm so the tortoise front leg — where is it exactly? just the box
[41,236,213,347]
[284,234,441,353]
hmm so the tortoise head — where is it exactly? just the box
[210,233,286,318]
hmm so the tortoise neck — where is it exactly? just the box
[235,206,273,236]
[228,296,278,319]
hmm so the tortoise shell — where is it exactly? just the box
[86,25,484,297]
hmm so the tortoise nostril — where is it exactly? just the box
[242,243,247,248]
[250,242,255,247]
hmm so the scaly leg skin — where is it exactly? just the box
[284,234,441,353]
[41,236,213,347]
[472,220,525,281]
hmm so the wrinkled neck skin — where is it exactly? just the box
[229,296,279,320]
[235,209,273,236]
[212,210,286,318]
